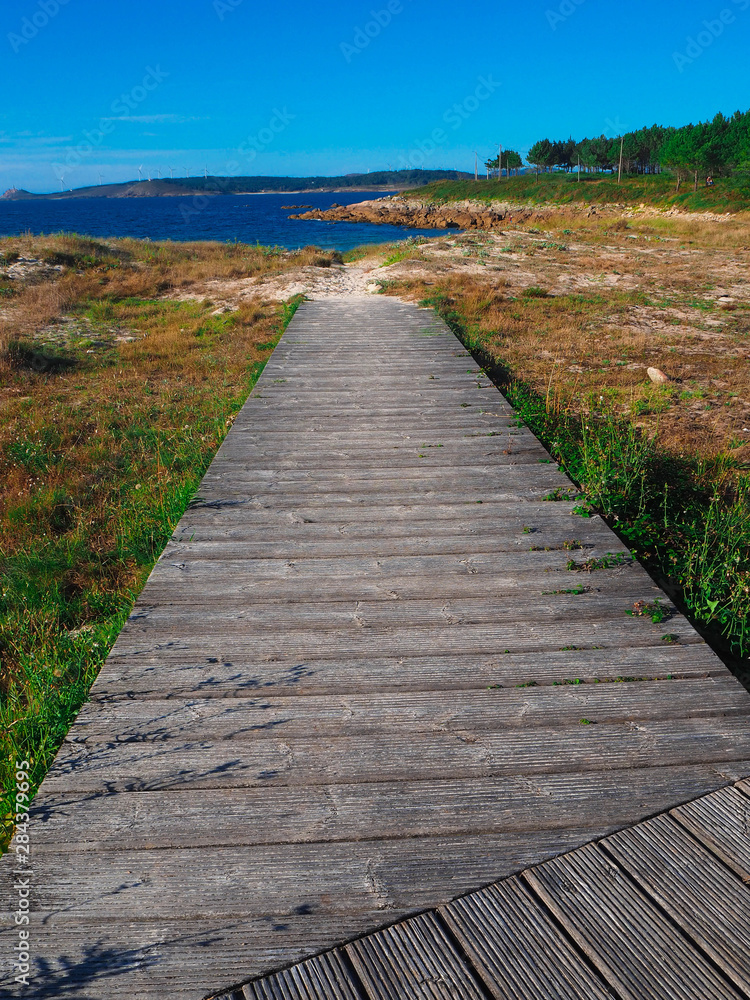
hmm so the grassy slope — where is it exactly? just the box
[409,173,750,213]
[0,234,325,849]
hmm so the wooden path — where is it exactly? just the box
[2,297,750,999]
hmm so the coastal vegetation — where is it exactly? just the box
[0,234,319,848]
[526,109,750,184]
[410,172,750,214]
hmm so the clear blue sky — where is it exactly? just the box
[2,0,749,192]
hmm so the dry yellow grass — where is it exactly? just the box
[379,214,750,461]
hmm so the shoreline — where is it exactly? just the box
[1,187,410,202]
[291,195,738,230]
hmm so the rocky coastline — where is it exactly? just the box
[290,196,534,231]
[290,195,733,231]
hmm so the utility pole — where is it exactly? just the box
[498,144,503,181]
[618,136,624,185]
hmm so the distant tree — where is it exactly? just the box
[524,105,750,187]
[504,150,523,175]
[528,139,553,174]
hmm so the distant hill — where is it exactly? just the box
[2,170,473,201]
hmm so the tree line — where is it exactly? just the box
[524,108,750,188]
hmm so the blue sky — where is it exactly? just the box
[2,0,749,193]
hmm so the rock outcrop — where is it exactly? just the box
[290,197,535,231]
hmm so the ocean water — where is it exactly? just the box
[0,190,444,250]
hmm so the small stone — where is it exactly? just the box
[647,367,670,384]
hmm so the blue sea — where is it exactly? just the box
[0,190,441,251]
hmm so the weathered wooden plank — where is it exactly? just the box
[120,591,677,634]
[141,568,638,606]
[242,950,362,1000]
[346,912,485,1000]
[43,717,750,794]
[109,616,703,663]
[65,676,750,744]
[525,843,742,1000]
[169,501,610,527]
[4,832,609,923]
[442,877,615,1000]
[198,467,569,489]
[0,914,375,1000]
[156,536,631,562]
[211,448,552,471]
[672,785,750,882]
[96,644,724,701]
[604,813,750,993]
[151,548,630,580]
[187,487,580,508]
[28,765,739,853]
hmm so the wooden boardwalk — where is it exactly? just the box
[3,297,750,999]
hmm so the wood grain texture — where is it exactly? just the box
[525,843,743,1000]
[346,912,486,1000]
[241,950,362,1000]
[5,296,749,1000]
[441,878,615,1000]
[604,813,750,993]
[672,785,750,882]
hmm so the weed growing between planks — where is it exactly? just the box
[0,251,304,849]
[411,288,750,682]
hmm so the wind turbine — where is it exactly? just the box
[137,165,144,182]
[98,172,104,186]
[184,166,190,178]
[157,168,161,179]
[59,173,65,192]
[169,166,175,179]
[204,165,208,179]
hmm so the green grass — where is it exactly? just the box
[0,293,303,850]
[408,173,750,213]
[419,291,750,682]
